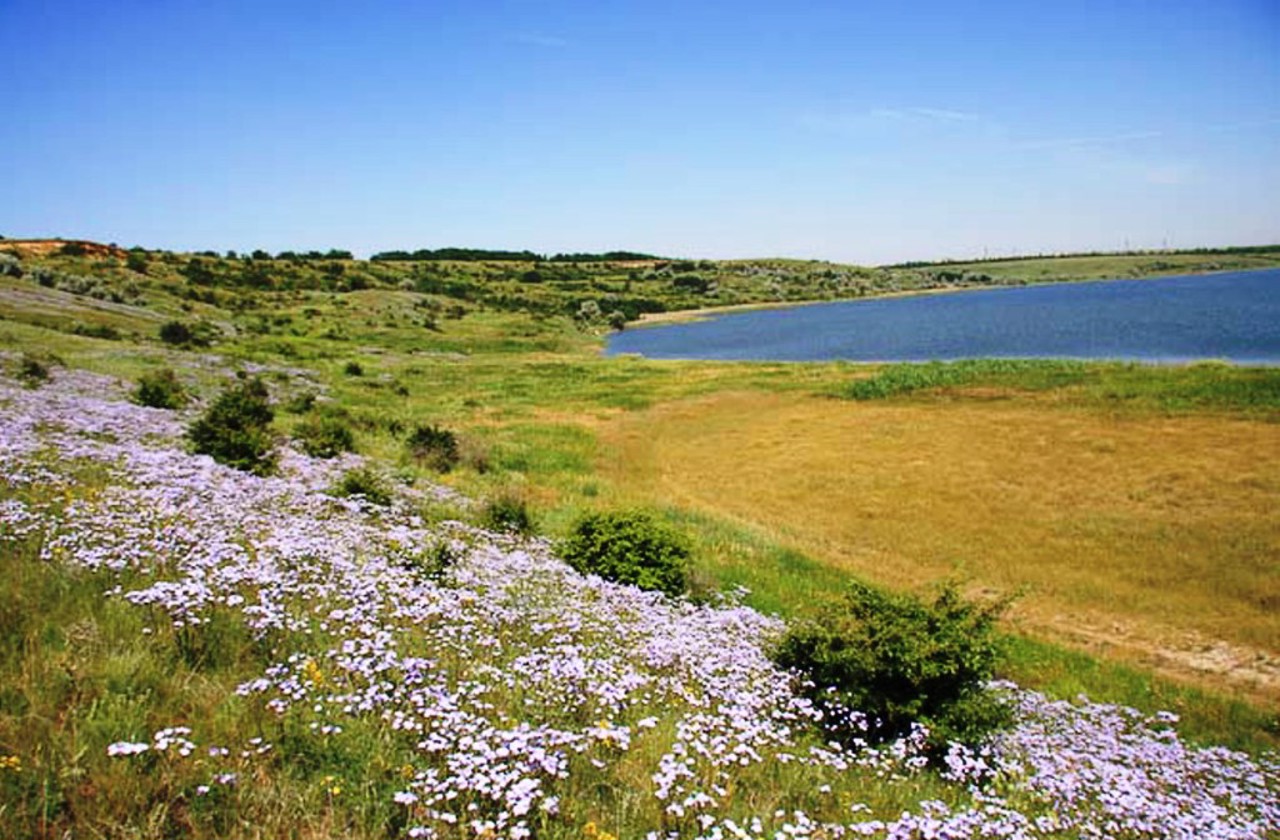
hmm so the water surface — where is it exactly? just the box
[605,269,1280,364]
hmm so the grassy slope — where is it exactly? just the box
[1,244,1278,767]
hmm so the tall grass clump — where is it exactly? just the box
[560,510,690,597]
[775,581,1013,756]
[187,376,276,474]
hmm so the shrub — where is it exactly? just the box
[133,368,189,410]
[343,361,364,377]
[774,581,1013,755]
[72,322,122,340]
[332,466,391,507]
[294,414,355,459]
[283,391,318,414]
[125,251,148,274]
[480,492,535,535]
[14,353,53,388]
[559,510,690,597]
[405,424,460,472]
[399,541,459,582]
[187,377,276,474]
[0,253,23,277]
[159,320,194,346]
[159,319,217,348]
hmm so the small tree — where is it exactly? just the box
[774,582,1012,756]
[560,510,690,597]
[187,377,276,474]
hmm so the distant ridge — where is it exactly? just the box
[884,244,1280,269]
[0,238,128,260]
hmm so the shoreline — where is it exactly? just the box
[628,264,1280,329]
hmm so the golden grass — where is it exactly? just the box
[602,392,1280,700]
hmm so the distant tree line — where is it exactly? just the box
[371,248,664,263]
[191,249,354,261]
[546,251,661,263]
[372,248,545,262]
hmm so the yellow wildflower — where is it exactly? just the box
[303,659,325,686]
[0,754,21,772]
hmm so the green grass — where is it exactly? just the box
[842,358,1280,415]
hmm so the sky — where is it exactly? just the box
[1,0,1277,265]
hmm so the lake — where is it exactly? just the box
[605,269,1280,364]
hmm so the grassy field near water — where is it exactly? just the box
[0,242,1278,836]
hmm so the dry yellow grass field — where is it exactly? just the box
[602,392,1280,700]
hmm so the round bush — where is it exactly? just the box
[405,424,460,472]
[294,415,355,458]
[774,581,1012,756]
[186,377,276,474]
[559,510,690,597]
[133,368,189,410]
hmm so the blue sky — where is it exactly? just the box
[2,0,1277,264]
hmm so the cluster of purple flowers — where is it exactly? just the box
[2,362,1276,839]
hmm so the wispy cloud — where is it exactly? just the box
[1014,130,1164,151]
[1014,116,1279,152]
[509,32,568,48]
[800,105,981,135]
[870,107,980,122]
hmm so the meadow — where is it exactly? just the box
[0,241,1278,837]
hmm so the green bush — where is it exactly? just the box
[159,320,194,346]
[774,581,1012,755]
[293,414,355,459]
[71,322,122,340]
[13,353,54,388]
[159,319,216,347]
[125,251,148,274]
[559,510,690,597]
[342,360,364,377]
[187,377,276,474]
[133,368,189,410]
[283,391,318,414]
[405,424,460,472]
[332,466,391,507]
[480,492,535,535]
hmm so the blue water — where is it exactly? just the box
[605,269,1280,364]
